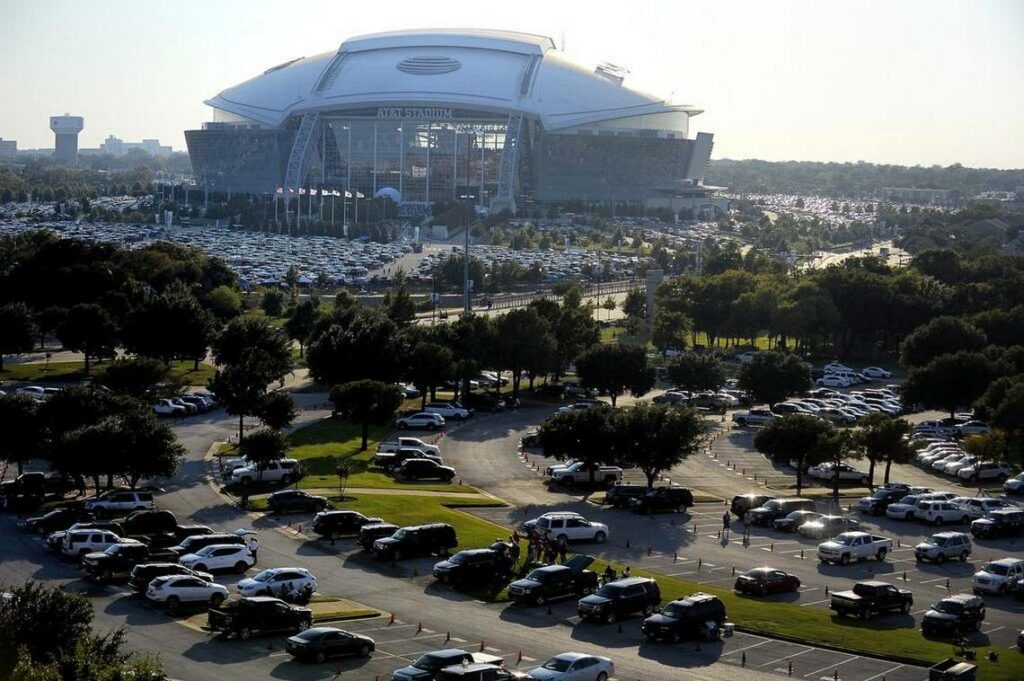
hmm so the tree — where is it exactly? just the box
[122,285,216,368]
[621,289,647,334]
[261,288,285,317]
[651,311,691,353]
[900,316,986,367]
[855,414,912,486]
[601,296,617,321]
[575,343,655,407]
[407,342,454,406]
[666,354,725,394]
[495,308,556,397]
[960,433,1008,482]
[36,306,66,350]
[903,351,999,419]
[537,405,616,485]
[238,428,288,480]
[96,357,175,401]
[256,390,297,431]
[613,402,707,489]
[754,414,835,495]
[55,303,116,376]
[0,302,37,371]
[382,271,416,327]
[736,351,811,408]
[307,309,401,386]
[819,429,862,502]
[284,298,320,358]
[329,380,405,451]
[204,284,242,321]
[0,394,41,475]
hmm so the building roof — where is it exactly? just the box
[205,28,701,131]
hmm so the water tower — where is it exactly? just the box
[50,115,84,164]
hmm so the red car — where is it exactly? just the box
[734,567,801,597]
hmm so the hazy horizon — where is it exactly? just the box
[2,0,1022,170]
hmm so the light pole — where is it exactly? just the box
[398,126,404,199]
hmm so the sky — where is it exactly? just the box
[1,0,1022,169]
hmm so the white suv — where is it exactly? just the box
[395,412,445,431]
[958,462,1012,483]
[915,500,970,526]
[230,458,301,484]
[146,574,229,610]
[958,497,1013,519]
[237,567,317,597]
[83,490,156,517]
[179,544,256,574]
[423,402,472,420]
[972,558,1024,595]
[732,409,776,426]
[529,512,608,544]
[61,529,125,559]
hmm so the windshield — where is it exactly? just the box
[595,584,620,598]
[195,545,215,556]
[934,601,963,615]
[660,603,687,618]
[104,544,120,555]
[542,658,573,672]
[413,654,446,672]
[525,569,546,581]
[983,563,1009,576]
[762,501,780,511]
[391,529,406,540]
[252,570,274,582]
[448,552,468,565]
[835,535,855,545]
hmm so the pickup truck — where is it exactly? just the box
[0,472,75,499]
[506,555,597,606]
[830,581,913,619]
[372,448,442,471]
[375,437,441,457]
[81,540,176,583]
[206,596,313,640]
[547,462,623,486]
[817,532,893,565]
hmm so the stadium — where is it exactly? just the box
[185,29,719,217]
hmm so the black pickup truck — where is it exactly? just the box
[506,555,597,606]
[1,472,75,500]
[206,596,313,640]
[81,540,176,583]
[829,580,913,619]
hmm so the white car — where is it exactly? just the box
[61,529,125,559]
[83,490,156,517]
[958,497,1013,519]
[816,375,851,388]
[958,461,1011,483]
[527,652,614,681]
[153,398,187,416]
[915,500,970,526]
[423,402,472,420]
[808,463,869,484]
[824,362,854,374]
[237,567,317,597]
[941,456,977,475]
[557,401,599,414]
[230,458,301,484]
[395,412,445,431]
[886,494,936,521]
[179,544,256,574]
[1004,472,1024,494]
[731,409,775,426]
[955,421,992,436]
[146,574,229,610]
[526,512,608,544]
[972,558,1024,595]
[15,386,47,400]
[861,367,892,379]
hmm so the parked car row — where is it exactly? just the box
[153,391,217,417]
[912,437,1013,484]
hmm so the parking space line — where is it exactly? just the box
[722,639,772,656]
[758,646,814,668]
[802,655,855,678]
[800,599,830,607]
[983,626,1005,634]
[862,664,904,681]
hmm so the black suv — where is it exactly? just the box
[731,493,774,519]
[432,548,513,587]
[857,487,909,516]
[970,509,1024,539]
[921,594,986,637]
[746,498,815,526]
[312,510,383,539]
[357,523,399,551]
[577,577,661,623]
[604,483,648,508]
[396,458,456,482]
[630,487,694,514]
[641,592,727,642]
[461,392,506,412]
[372,523,458,560]
[266,490,329,514]
[25,507,93,534]
[507,555,597,606]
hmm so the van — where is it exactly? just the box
[746,498,816,526]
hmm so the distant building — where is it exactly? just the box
[50,115,84,164]
[99,135,173,158]
[0,138,16,158]
[879,187,959,205]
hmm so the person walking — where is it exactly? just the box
[557,536,568,564]
[722,511,731,538]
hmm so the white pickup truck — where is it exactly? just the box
[375,437,441,457]
[547,461,623,486]
[817,531,893,565]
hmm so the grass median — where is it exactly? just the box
[1,359,217,385]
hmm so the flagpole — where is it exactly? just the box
[331,194,335,231]
[296,189,300,233]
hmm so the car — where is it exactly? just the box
[311,510,383,539]
[61,528,126,559]
[731,409,775,426]
[734,351,755,363]
[395,458,456,482]
[399,383,421,399]
[817,532,893,564]
[357,522,399,551]
[817,375,851,388]
[372,523,458,560]
[169,397,197,414]
[730,493,775,519]
[972,558,1024,595]
[24,507,93,534]
[435,663,530,681]
[820,408,859,425]
[433,548,513,587]
[395,412,445,430]
[520,430,541,448]
[576,577,661,623]
[603,482,649,508]
[83,490,156,517]
[861,367,892,379]
[915,500,970,526]
[127,563,214,592]
[824,362,854,374]
[641,592,727,642]
[652,390,690,405]
[15,385,48,400]
[797,515,860,539]
[46,520,124,552]
[81,540,175,582]
[547,462,622,487]
[392,649,502,681]
[153,398,187,416]
[207,596,313,639]
[959,497,1013,519]
[955,420,992,436]
[376,437,442,456]
[628,487,693,514]
[179,544,256,573]
[772,510,822,532]
[914,532,972,563]
[886,494,935,521]
[556,400,600,414]
[145,574,229,610]
[508,555,598,606]
[970,509,1024,539]
[746,498,816,526]
[266,490,329,514]
[958,461,1012,483]
[237,567,317,597]
[423,402,472,420]
[460,392,506,412]
[285,626,375,663]
[807,463,869,485]
[168,531,249,558]
[229,458,302,484]
[527,512,608,544]
[921,594,986,637]
[857,487,911,516]
[734,567,800,596]
[526,653,614,681]
[829,581,913,619]
[1005,472,1024,495]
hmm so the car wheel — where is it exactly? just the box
[314,650,326,663]
[760,585,769,597]
[534,593,546,606]
[427,423,437,431]
[936,553,946,564]
[901,602,910,614]
[596,673,608,681]
[859,477,869,485]
[166,596,180,612]
[643,604,655,616]
[960,516,969,525]
[959,552,969,562]
[556,534,569,544]
[998,584,1007,596]
[359,644,371,657]
[967,475,977,483]
[234,561,247,573]
[840,554,850,566]
[996,474,1007,482]
[606,611,617,624]
[281,474,292,484]
[393,549,403,561]
[594,531,607,544]
[669,631,680,643]
[298,619,311,631]
[239,627,252,640]
[859,607,870,620]
[260,588,272,596]
[210,593,225,607]
[877,549,887,561]
[934,517,943,526]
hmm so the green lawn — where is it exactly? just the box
[0,359,217,385]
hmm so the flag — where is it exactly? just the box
[299,188,306,195]
[356,192,365,199]
[345,191,353,198]
[333,190,342,197]
[287,188,295,195]
[275,187,284,195]
[310,189,319,196]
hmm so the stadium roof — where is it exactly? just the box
[205,28,702,131]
